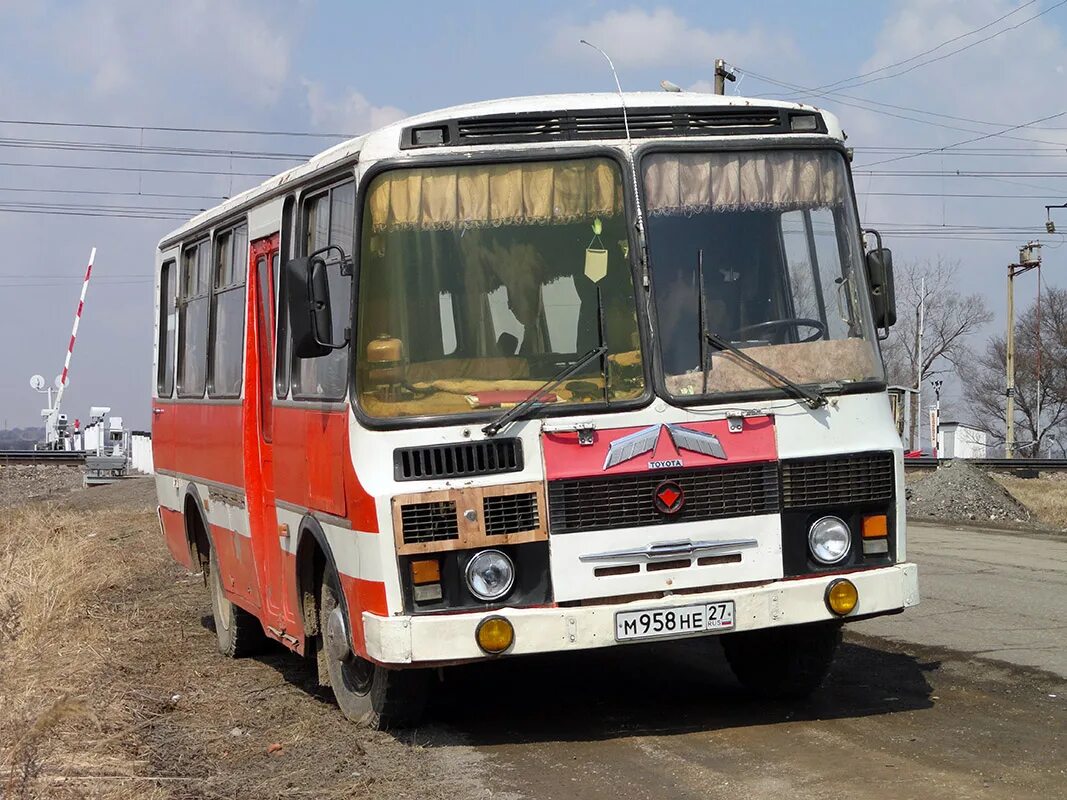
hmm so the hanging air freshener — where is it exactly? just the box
[584,217,608,282]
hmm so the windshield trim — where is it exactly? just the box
[348,145,656,432]
[633,139,885,409]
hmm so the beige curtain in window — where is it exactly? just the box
[368,159,623,232]
[643,150,845,215]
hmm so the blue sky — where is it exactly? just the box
[0,1,1064,429]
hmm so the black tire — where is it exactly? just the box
[317,562,428,729]
[720,621,841,700]
[208,547,265,658]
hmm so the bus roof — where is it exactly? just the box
[159,92,841,250]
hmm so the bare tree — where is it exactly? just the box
[881,258,993,447]
[962,287,1067,456]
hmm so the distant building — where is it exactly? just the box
[937,422,988,459]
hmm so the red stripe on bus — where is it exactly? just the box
[339,574,388,658]
[210,524,262,613]
[159,507,194,570]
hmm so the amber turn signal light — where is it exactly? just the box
[475,615,514,654]
[410,559,441,585]
[861,514,888,538]
[825,578,859,616]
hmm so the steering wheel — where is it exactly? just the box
[734,318,826,344]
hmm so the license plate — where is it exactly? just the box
[614,601,735,642]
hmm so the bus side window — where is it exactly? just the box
[209,223,248,398]
[157,259,177,397]
[177,240,210,398]
[293,179,354,401]
[276,195,295,398]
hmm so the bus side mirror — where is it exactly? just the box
[286,251,348,359]
[866,247,896,332]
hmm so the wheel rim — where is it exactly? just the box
[211,558,231,632]
[323,580,373,696]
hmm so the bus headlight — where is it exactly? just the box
[464,549,515,601]
[808,516,852,565]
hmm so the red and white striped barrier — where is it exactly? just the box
[53,246,95,412]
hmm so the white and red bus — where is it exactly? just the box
[153,92,919,728]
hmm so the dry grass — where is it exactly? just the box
[0,479,490,800]
[0,502,167,800]
[990,474,1067,530]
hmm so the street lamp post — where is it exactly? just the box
[1006,242,1042,459]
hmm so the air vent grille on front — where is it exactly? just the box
[394,438,523,481]
[548,463,780,534]
[403,107,815,148]
[483,492,540,536]
[399,501,459,544]
[781,452,895,508]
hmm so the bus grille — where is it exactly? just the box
[547,463,780,534]
[399,500,459,544]
[781,452,895,508]
[483,492,540,536]
[394,438,523,481]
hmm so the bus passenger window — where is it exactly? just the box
[209,223,248,397]
[157,259,177,397]
[293,180,354,401]
[177,241,210,398]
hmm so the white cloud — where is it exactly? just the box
[552,7,797,70]
[50,0,292,105]
[302,80,408,135]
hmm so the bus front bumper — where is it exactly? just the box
[361,563,919,666]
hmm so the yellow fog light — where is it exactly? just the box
[825,579,859,616]
[475,615,514,654]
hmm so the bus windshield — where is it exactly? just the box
[357,157,645,420]
[642,148,884,399]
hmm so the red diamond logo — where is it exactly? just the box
[653,481,684,515]
[658,486,680,507]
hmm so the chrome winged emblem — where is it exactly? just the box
[666,424,727,460]
[602,425,661,470]
[602,423,728,470]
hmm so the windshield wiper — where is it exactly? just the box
[482,345,607,437]
[483,287,610,437]
[694,248,825,409]
[704,330,827,409]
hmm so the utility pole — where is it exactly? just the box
[714,59,736,95]
[911,277,925,452]
[1005,242,1042,459]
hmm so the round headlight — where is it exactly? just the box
[465,549,515,601]
[808,516,852,565]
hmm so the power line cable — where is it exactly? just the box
[0,135,311,161]
[0,160,273,178]
[0,185,229,201]
[0,118,354,138]
[805,0,1041,93]
[817,0,1067,94]
[855,111,1067,167]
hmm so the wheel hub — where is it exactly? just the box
[325,606,352,663]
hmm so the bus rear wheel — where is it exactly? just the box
[208,547,265,658]
[719,621,841,700]
[317,563,428,729]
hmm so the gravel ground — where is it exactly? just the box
[907,460,1033,526]
[0,464,84,507]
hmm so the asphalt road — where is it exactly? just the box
[857,522,1067,677]
[423,523,1067,799]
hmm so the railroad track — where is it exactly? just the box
[0,450,86,466]
[905,457,1067,471]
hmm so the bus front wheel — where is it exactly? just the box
[719,621,841,700]
[317,563,428,729]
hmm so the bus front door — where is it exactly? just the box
[246,234,294,634]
